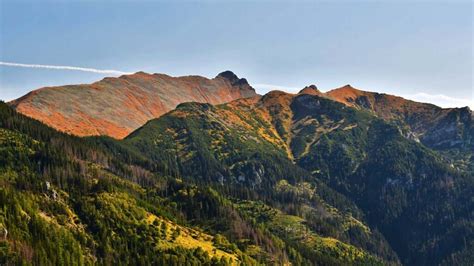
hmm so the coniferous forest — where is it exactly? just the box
[1,89,473,265]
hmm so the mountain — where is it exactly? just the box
[0,98,398,265]
[323,85,473,151]
[9,71,257,139]
[0,100,397,265]
[294,84,473,172]
[122,90,473,265]
[2,75,473,265]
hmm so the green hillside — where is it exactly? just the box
[1,89,473,265]
[0,100,392,265]
[122,93,473,265]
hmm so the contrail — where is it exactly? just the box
[0,61,132,75]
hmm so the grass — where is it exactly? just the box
[145,214,239,263]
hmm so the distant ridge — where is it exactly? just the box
[9,71,257,138]
[297,84,473,150]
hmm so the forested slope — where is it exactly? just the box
[0,99,395,265]
[124,92,473,265]
[1,86,472,265]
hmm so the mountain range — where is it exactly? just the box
[1,71,473,265]
[10,71,472,153]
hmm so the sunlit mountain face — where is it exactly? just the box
[9,71,256,139]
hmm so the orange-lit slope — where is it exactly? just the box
[10,71,256,139]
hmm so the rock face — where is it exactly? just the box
[9,71,257,139]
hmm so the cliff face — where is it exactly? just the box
[9,71,257,139]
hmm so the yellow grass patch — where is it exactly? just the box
[145,214,239,264]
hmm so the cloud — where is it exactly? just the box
[0,61,132,75]
[401,92,473,109]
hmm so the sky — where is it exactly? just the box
[0,0,472,108]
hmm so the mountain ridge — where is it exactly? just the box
[10,71,472,149]
[9,71,257,139]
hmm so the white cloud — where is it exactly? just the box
[0,61,132,75]
[401,92,473,109]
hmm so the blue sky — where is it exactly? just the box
[0,0,472,108]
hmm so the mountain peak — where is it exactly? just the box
[298,85,323,96]
[216,70,250,86]
[326,84,365,100]
[334,84,359,92]
[216,70,238,81]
